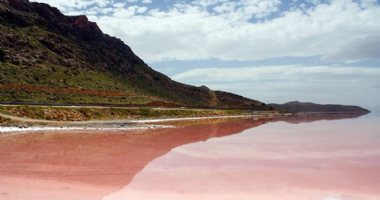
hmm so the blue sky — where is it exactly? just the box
[32,0,380,109]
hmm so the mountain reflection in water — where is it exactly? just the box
[0,113,379,200]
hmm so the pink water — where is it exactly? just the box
[0,114,379,200]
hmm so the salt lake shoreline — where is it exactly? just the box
[0,113,288,134]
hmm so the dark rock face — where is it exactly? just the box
[32,2,65,21]
[1,0,102,39]
[0,0,269,109]
[0,49,5,61]
[7,0,32,12]
[270,101,370,114]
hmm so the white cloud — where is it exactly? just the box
[111,6,148,18]
[31,0,380,62]
[172,65,380,106]
[113,2,126,8]
[172,65,380,81]
[31,0,146,12]
[87,0,380,62]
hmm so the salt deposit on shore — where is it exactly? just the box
[0,125,173,134]
[0,114,270,134]
[129,115,258,123]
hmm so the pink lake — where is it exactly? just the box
[0,113,379,200]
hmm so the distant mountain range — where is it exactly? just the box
[0,0,269,110]
[270,101,370,114]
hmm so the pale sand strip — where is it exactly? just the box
[0,114,276,133]
[0,125,173,134]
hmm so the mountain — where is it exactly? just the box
[0,0,269,110]
[270,101,370,114]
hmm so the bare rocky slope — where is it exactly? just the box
[0,0,269,110]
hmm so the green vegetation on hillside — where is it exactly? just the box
[0,25,159,105]
[0,62,160,105]
[0,1,270,110]
[0,105,253,122]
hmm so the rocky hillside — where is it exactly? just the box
[0,0,269,110]
[270,101,370,114]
